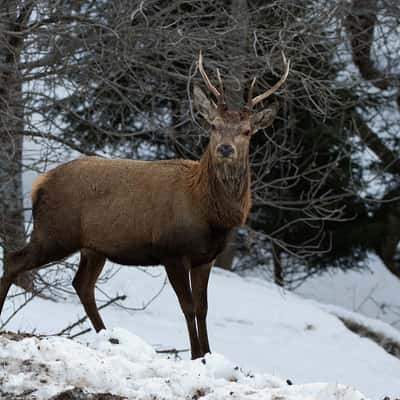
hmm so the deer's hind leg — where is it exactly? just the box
[0,243,39,314]
[72,249,106,332]
[0,239,73,315]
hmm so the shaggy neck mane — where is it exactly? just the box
[190,145,251,229]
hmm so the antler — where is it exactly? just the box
[248,52,290,109]
[198,50,225,107]
[216,68,224,99]
[247,77,257,110]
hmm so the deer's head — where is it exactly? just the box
[194,51,289,164]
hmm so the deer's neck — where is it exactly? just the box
[192,146,251,229]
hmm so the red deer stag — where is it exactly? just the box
[0,52,289,359]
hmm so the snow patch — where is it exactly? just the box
[0,328,367,400]
[2,266,400,398]
[295,254,400,329]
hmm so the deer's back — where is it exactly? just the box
[31,157,230,267]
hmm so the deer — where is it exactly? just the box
[0,52,289,359]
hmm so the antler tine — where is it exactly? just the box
[247,77,257,110]
[216,68,224,94]
[251,52,290,107]
[198,50,221,100]
[216,68,226,107]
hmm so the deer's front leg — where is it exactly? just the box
[191,262,213,356]
[165,261,201,359]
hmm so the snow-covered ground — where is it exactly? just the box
[0,328,367,400]
[1,265,399,399]
[295,254,400,329]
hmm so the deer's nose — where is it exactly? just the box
[217,144,234,158]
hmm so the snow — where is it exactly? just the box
[9,34,400,399]
[0,327,367,400]
[1,265,400,399]
[295,253,400,329]
[319,302,400,345]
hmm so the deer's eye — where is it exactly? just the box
[211,123,217,130]
[243,129,251,136]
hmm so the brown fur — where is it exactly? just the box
[27,153,249,267]
[31,174,48,207]
[0,145,251,359]
[0,83,278,360]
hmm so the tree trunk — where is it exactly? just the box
[0,1,34,291]
[375,212,400,280]
[226,0,249,110]
[345,2,400,280]
[272,242,284,286]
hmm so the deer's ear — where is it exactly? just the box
[193,85,217,123]
[250,102,279,134]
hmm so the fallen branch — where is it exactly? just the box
[68,328,91,340]
[97,277,167,312]
[156,348,189,355]
[56,294,127,337]
[156,347,190,360]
